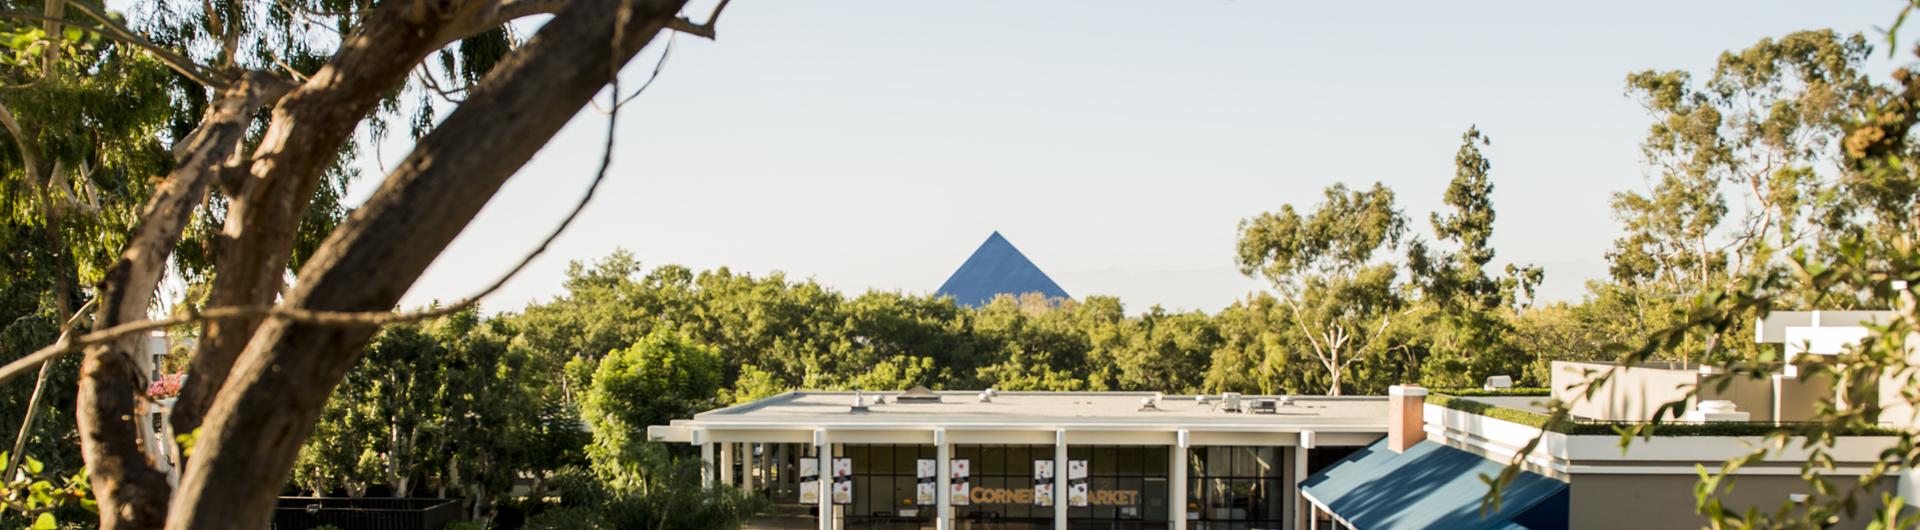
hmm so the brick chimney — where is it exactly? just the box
[1388,384,1428,453]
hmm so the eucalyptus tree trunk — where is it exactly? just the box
[56,0,698,527]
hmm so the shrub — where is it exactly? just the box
[523,506,606,530]
[1431,387,1550,397]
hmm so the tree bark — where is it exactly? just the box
[170,0,503,435]
[164,0,684,528]
[77,72,291,530]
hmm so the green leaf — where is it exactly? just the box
[25,455,42,475]
[32,512,56,530]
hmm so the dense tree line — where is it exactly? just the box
[275,121,1560,523]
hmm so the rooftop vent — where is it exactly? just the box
[1138,397,1159,412]
[977,391,992,403]
[896,386,942,404]
[850,391,871,414]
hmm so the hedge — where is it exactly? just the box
[1425,395,1900,437]
[1430,387,1551,397]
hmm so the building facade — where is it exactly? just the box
[647,389,1387,530]
[648,312,1916,530]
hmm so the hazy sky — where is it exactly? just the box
[359,0,1905,314]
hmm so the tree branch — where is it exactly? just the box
[438,0,567,45]
[166,0,686,526]
[665,0,727,39]
[0,92,633,387]
[3,301,497,386]
[173,0,504,436]
[0,101,41,188]
[3,297,94,480]
[75,70,291,529]
[414,65,467,102]
[28,2,225,88]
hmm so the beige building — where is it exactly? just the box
[652,311,1913,530]
[648,388,1388,530]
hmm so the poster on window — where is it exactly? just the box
[950,459,971,506]
[832,458,853,505]
[1032,460,1055,507]
[1066,459,1089,507]
[798,459,819,504]
[916,459,937,505]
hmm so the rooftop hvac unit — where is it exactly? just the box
[1249,399,1277,414]
[896,386,943,403]
[1221,392,1243,413]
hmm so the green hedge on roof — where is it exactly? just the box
[1429,387,1551,397]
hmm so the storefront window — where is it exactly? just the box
[844,445,935,530]
[1067,446,1170,530]
[1188,447,1286,530]
[952,444,1047,529]
[743,443,824,530]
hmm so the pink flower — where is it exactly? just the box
[147,373,186,400]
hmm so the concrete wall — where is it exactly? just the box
[1882,368,1920,429]
[1774,373,1834,423]
[1552,361,1774,422]
[1697,371,1774,423]
[1569,473,1897,530]
[1553,361,1702,421]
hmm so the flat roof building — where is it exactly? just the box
[649,390,1390,530]
[646,312,1910,530]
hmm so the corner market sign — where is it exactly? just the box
[969,487,1141,507]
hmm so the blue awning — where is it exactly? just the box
[1301,439,1568,530]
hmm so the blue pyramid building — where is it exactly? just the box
[936,232,1070,308]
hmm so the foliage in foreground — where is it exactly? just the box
[522,456,763,530]
[1493,17,1920,529]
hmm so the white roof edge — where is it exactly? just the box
[1757,310,1896,343]
[659,422,1388,433]
[709,389,1389,400]
[693,390,805,419]
[646,424,694,443]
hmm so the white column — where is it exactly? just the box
[700,432,714,487]
[936,429,951,530]
[1291,439,1311,530]
[1054,429,1068,530]
[817,429,832,530]
[1308,502,1319,530]
[741,442,756,495]
[1171,430,1189,530]
[721,442,736,486]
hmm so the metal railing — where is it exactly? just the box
[271,497,461,530]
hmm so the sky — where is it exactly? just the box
[357,0,1907,315]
